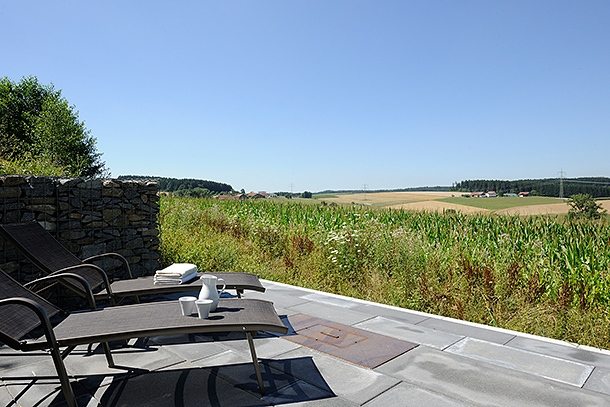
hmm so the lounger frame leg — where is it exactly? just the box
[246,331,264,395]
[102,342,116,367]
[50,346,77,407]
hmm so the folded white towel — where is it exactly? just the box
[153,272,199,285]
[155,263,198,278]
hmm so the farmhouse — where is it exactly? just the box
[519,191,530,197]
[485,191,497,198]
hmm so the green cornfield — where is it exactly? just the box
[159,196,610,348]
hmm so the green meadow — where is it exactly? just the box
[160,196,610,349]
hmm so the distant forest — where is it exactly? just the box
[317,186,451,194]
[453,177,610,198]
[118,175,233,193]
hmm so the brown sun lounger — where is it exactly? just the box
[0,222,265,304]
[0,268,287,407]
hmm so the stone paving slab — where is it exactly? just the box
[300,293,361,309]
[375,346,610,407]
[364,382,470,407]
[446,337,594,387]
[355,316,463,349]
[268,347,400,405]
[417,317,516,344]
[583,367,610,396]
[351,303,430,325]
[506,336,610,370]
[287,301,373,325]
[64,343,186,378]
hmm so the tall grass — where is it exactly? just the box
[160,196,610,348]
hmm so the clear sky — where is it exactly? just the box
[2,1,609,192]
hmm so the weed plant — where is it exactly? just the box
[160,196,610,348]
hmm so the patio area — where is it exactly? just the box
[2,279,610,406]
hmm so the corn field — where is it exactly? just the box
[160,196,610,348]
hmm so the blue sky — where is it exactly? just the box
[2,1,609,192]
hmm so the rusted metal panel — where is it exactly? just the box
[285,314,418,369]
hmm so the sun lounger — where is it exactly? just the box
[0,222,265,303]
[0,267,287,407]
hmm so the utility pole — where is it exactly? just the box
[363,184,367,193]
[559,170,565,199]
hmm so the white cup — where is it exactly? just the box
[195,299,214,319]
[178,296,197,316]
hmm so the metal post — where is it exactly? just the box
[49,347,77,407]
[246,332,264,395]
[102,342,116,367]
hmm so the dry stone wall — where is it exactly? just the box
[0,176,160,282]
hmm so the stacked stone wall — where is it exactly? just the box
[0,176,160,283]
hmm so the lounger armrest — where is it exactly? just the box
[83,252,134,279]
[0,297,58,351]
[25,273,98,310]
[50,263,114,303]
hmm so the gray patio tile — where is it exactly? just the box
[275,306,301,317]
[300,293,360,309]
[64,344,185,377]
[0,349,50,373]
[245,289,312,308]
[583,367,610,396]
[364,382,469,407]
[355,316,463,349]
[1,361,96,407]
[417,317,516,344]
[286,302,372,325]
[375,346,610,407]
[157,340,229,362]
[218,337,302,359]
[446,337,594,387]
[0,385,15,406]
[282,396,358,406]
[351,303,430,325]
[267,347,400,405]
[506,336,610,370]
[191,348,253,367]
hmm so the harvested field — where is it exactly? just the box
[496,203,570,215]
[317,191,457,206]
[387,200,488,214]
[316,191,610,216]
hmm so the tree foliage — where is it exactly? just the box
[567,194,607,220]
[453,178,610,198]
[0,76,105,177]
[118,175,233,193]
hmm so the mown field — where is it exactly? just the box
[440,196,563,211]
[160,196,610,349]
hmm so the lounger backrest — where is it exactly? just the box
[0,268,61,343]
[0,222,104,292]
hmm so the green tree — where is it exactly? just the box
[0,76,105,177]
[568,194,606,220]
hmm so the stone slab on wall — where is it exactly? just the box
[0,176,160,283]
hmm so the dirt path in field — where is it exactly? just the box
[388,200,489,214]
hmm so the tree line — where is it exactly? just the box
[118,175,233,193]
[453,178,610,198]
